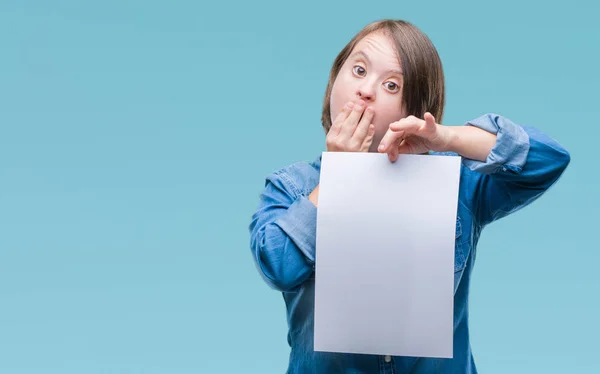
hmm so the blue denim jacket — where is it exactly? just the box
[248,114,570,373]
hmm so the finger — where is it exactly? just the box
[423,112,437,132]
[359,124,375,152]
[378,125,406,153]
[424,112,436,125]
[330,102,354,136]
[340,100,366,138]
[397,139,413,155]
[352,106,374,141]
[380,117,421,152]
[388,138,400,162]
[388,116,423,132]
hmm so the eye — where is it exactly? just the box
[352,65,366,77]
[384,81,400,92]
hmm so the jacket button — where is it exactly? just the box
[384,355,392,363]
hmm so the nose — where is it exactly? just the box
[356,81,376,102]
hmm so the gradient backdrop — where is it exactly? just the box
[1,1,598,373]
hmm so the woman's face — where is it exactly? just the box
[330,31,406,152]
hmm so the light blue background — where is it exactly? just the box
[1,1,597,373]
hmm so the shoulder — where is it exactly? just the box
[265,156,321,198]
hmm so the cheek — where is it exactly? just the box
[329,77,352,121]
[372,105,403,132]
[329,84,344,122]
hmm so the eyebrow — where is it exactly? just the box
[349,50,403,76]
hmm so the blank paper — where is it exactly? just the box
[314,151,462,358]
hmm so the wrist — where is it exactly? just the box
[443,125,496,161]
[440,125,459,153]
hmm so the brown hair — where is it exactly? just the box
[321,19,445,133]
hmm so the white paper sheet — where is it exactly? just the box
[314,151,462,358]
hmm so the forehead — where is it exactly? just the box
[350,31,401,69]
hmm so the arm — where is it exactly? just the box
[249,170,318,292]
[445,124,497,162]
[249,99,374,291]
[379,112,570,226]
[448,113,570,226]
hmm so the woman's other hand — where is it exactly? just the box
[377,112,453,162]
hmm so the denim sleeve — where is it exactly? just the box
[248,170,317,292]
[461,113,570,226]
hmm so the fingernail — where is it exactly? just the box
[378,144,385,151]
[348,102,354,108]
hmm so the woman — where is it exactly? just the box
[249,19,569,373]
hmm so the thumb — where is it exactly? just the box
[423,112,437,131]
